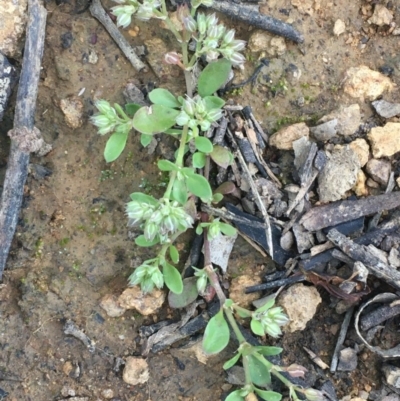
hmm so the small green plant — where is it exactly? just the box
[91,1,325,399]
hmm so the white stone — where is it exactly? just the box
[368,123,400,158]
[269,123,309,150]
[118,286,165,316]
[278,283,322,332]
[368,4,393,27]
[122,357,149,385]
[333,19,346,36]
[99,294,126,317]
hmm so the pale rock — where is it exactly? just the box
[280,230,294,251]
[293,223,315,253]
[229,275,262,309]
[333,19,346,36]
[118,287,165,316]
[59,95,84,129]
[268,37,287,56]
[88,49,98,64]
[349,138,370,167]
[278,283,322,332]
[101,389,114,399]
[291,0,314,15]
[366,178,380,189]
[122,357,149,385]
[372,99,400,118]
[352,170,368,197]
[318,146,361,202]
[388,248,400,268]
[368,4,393,27]
[248,31,286,55]
[99,294,126,317]
[397,177,400,188]
[269,122,309,150]
[210,231,238,274]
[365,158,391,186]
[368,123,400,158]
[0,0,27,57]
[319,104,361,137]
[248,30,270,53]
[343,66,394,101]
[310,119,338,141]
[338,347,358,371]
[382,364,400,388]
[60,398,89,401]
[61,386,76,397]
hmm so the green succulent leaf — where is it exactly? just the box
[198,58,232,97]
[129,192,159,205]
[195,137,214,154]
[168,276,199,309]
[219,223,237,237]
[171,179,188,205]
[225,390,245,401]
[158,159,178,171]
[223,352,241,370]
[104,131,128,162]
[203,95,225,111]
[203,309,230,355]
[169,245,179,264]
[185,173,212,201]
[196,225,204,235]
[132,104,180,135]
[165,128,183,136]
[210,145,234,168]
[140,133,153,147]
[212,193,224,203]
[125,103,142,117]
[251,319,265,336]
[256,298,275,313]
[149,88,181,108]
[163,262,183,294]
[192,152,206,168]
[254,346,283,356]
[135,235,160,247]
[247,354,271,387]
[254,389,282,401]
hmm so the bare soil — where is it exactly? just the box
[1,0,400,400]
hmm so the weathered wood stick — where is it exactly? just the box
[90,0,146,72]
[327,229,400,290]
[209,1,304,43]
[300,193,400,232]
[0,0,47,280]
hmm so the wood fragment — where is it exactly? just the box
[0,0,47,280]
[360,302,400,331]
[303,347,329,370]
[330,306,354,373]
[209,0,304,43]
[301,193,400,232]
[327,229,400,290]
[90,0,146,71]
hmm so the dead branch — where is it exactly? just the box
[300,193,400,232]
[209,0,304,43]
[327,229,400,291]
[0,0,47,280]
[90,0,146,72]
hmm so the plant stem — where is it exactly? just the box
[163,124,189,199]
[181,41,194,98]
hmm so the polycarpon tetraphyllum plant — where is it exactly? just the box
[91,0,326,400]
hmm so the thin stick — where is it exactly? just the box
[0,0,47,280]
[209,0,304,43]
[90,0,146,72]
[330,306,354,373]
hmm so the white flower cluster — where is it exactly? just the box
[176,95,222,134]
[90,100,132,135]
[112,0,162,28]
[185,13,246,66]
[128,258,164,293]
[252,305,289,338]
[126,198,194,243]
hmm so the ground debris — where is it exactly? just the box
[63,320,96,353]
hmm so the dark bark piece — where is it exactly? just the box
[327,229,400,290]
[209,1,304,43]
[360,303,400,331]
[245,274,305,294]
[0,0,47,280]
[0,53,17,121]
[300,193,400,232]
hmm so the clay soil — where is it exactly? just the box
[1,0,400,400]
